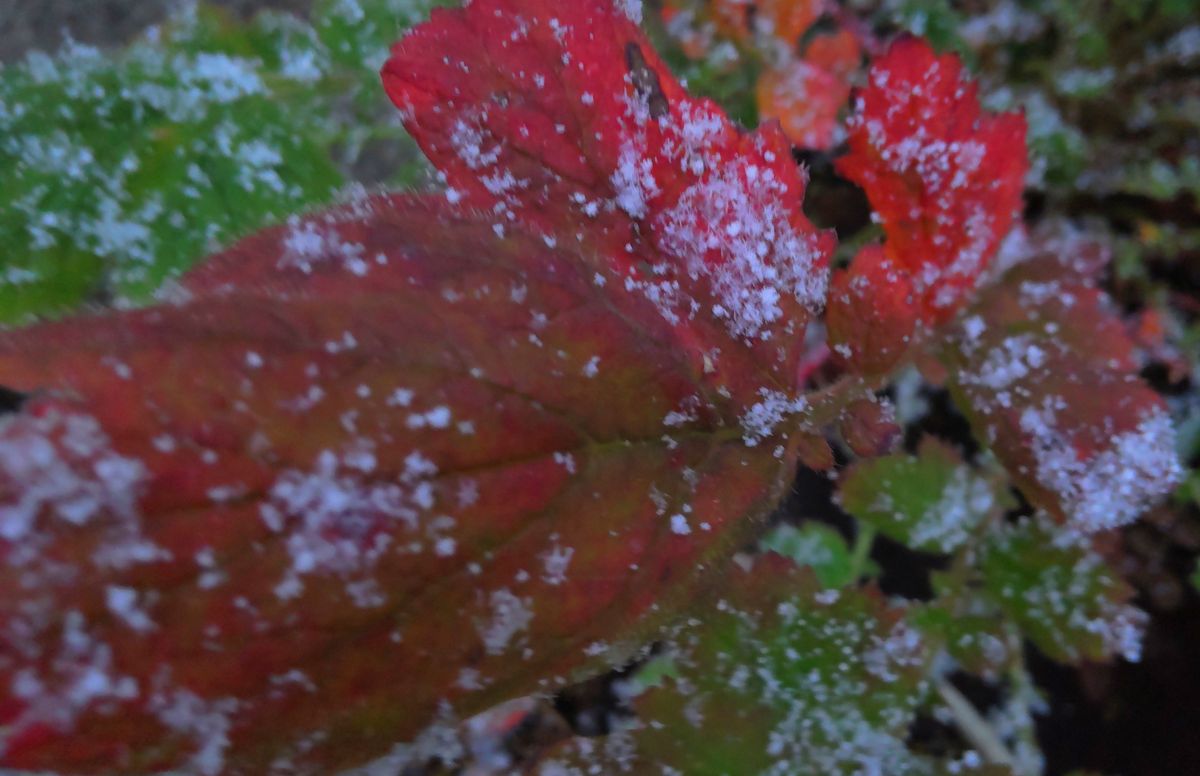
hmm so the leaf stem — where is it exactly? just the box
[936,680,1017,768]
[848,522,876,580]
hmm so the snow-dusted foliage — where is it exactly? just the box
[0,1,1186,774]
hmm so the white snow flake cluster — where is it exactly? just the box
[609,94,828,341]
[259,444,448,601]
[1019,403,1184,533]
[3,610,140,750]
[740,390,808,446]
[655,158,829,339]
[478,589,535,655]
[0,408,159,571]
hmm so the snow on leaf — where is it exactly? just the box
[942,229,1183,533]
[760,523,855,588]
[837,37,1028,323]
[539,554,933,775]
[980,517,1148,664]
[0,194,805,774]
[381,0,834,373]
[839,438,1002,554]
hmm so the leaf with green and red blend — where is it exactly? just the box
[0,0,836,773]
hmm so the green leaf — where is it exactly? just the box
[839,439,999,554]
[761,522,855,587]
[911,603,1013,677]
[0,1,444,323]
[979,517,1147,664]
[539,555,936,775]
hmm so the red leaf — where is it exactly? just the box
[837,37,1027,323]
[0,196,808,773]
[756,58,851,151]
[381,0,835,380]
[826,244,920,375]
[757,29,862,151]
[838,395,901,459]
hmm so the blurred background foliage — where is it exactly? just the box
[0,0,444,321]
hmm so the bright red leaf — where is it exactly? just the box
[826,244,920,375]
[382,0,835,381]
[837,37,1027,324]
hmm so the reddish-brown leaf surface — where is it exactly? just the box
[0,195,811,773]
[837,37,1027,325]
[941,229,1183,533]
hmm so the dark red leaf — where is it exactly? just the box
[942,229,1183,533]
[0,196,813,773]
[826,245,920,375]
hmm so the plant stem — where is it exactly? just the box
[937,680,1017,768]
[848,522,876,580]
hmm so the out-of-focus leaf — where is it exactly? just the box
[537,553,936,775]
[710,0,822,46]
[910,604,1012,676]
[0,8,345,321]
[979,518,1147,664]
[761,523,854,587]
[837,394,902,458]
[839,438,1000,554]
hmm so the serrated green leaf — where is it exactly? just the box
[839,439,999,554]
[540,555,937,775]
[979,517,1146,664]
[0,0,444,323]
[911,604,1012,676]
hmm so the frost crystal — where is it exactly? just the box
[150,687,238,776]
[260,444,444,599]
[0,408,160,575]
[2,611,140,752]
[741,390,807,446]
[656,159,828,339]
[541,542,575,586]
[478,589,534,655]
[617,0,644,24]
[1020,405,1183,532]
[0,410,146,542]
